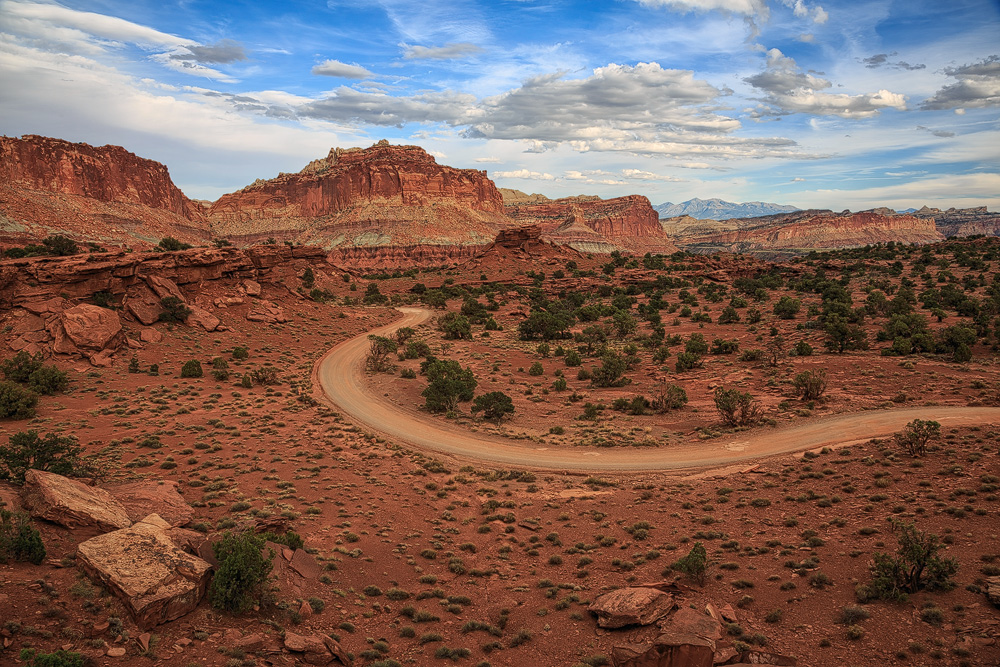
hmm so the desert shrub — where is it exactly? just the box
[422,359,477,413]
[232,346,249,360]
[674,352,703,372]
[128,357,141,373]
[856,520,958,603]
[717,306,740,324]
[157,236,192,251]
[0,510,46,565]
[20,649,84,667]
[824,315,869,353]
[590,352,629,388]
[564,350,582,366]
[672,542,707,585]
[158,296,192,323]
[26,365,67,395]
[773,296,801,319]
[301,267,315,289]
[651,383,687,412]
[366,335,398,373]
[209,531,274,613]
[1,351,44,383]
[260,530,304,550]
[472,392,515,425]
[0,430,81,484]
[528,361,544,376]
[439,312,472,340]
[793,341,813,356]
[180,360,204,378]
[714,387,762,427]
[363,282,388,305]
[0,381,38,421]
[212,368,230,381]
[250,367,280,385]
[710,338,739,355]
[685,333,708,355]
[894,419,940,457]
[739,349,764,362]
[792,369,827,400]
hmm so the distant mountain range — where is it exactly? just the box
[654,198,799,220]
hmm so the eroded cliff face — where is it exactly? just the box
[0,135,209,246]
[671,209,943,255]
[911,206,1000,238]
[209,141,511,249]
[505,194,678,254]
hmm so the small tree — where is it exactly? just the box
[181,360,204,378]
[301,267,315,289]
[363,282,388,305]
[28,365,68,395]
[651,382,688,413]
[714,387,762,427]
[773,296,801,319]
[1,351,44,383]
[439,312,472,340]
[0,430,81,484]
[159,296,192,323]
[0,381,38,420]
[590,351,629,388]
[471,392,515,425]
[422,360,477,413]
[209,531,274,613]
[0,509,46,564]
[824,315,869,353]
[894,419,940,457]
[157,236,192,251]
[672,542,708,586]
[41,234,79,256]
[793,369,827,400]
[128,356,141,373]
[856,520,958,603]
[366,335,398,373]
[767,335,786,366]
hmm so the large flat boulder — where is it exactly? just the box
[126,284,163,326]
[109,480,193,527]
[22,470,131,531]
[185,304,220,332]
[612,607,731,667]
[589,587,677,629]
[59,304,123,351]
[77,514,212,630]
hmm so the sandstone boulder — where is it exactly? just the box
[283,632,350,665]
[21,297,68,315]
[588,587,677,628]
[145,275,185,301]
[988,576,1000,607]
[126,284,163,326]
[139,327,163,343]
[77,514,212,630]
[59,304,123,351]
[22,470,131,531]
[243,280,261,297]
[109,480,193,527]
[247,300,286,324]
[185,305,220,332]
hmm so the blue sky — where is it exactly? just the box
[1,0,997,210]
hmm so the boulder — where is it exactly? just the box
[247,300,286,324]
[88,349,116,367]
[59,304,123,351]
[588,587,677,628]
[77,514,212,630]
[988,576,1000,607]
[145,275,185,301]
[283,632,350,665]
[109,480,193,527]
[185,305,220,332]
[22,470,131,531]
[126,284,163,326]
[243,280,261,297]
[21,297,68,315]
[139,327,163,343]
[612,607,729,667]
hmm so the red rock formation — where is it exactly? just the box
[911,206,1000,238]
[669,209,943,256]
[210,140,512,250]
[506,194,678,254]
[0,135,209,246]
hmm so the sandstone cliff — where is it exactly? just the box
[0,135,209,246]
[911,206,1000,238]
[505,194,678,255]
[667,209,943,256]
[209,141,512,252]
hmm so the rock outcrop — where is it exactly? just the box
[910,206,1000,238]
[77,514,213,630]
[588,587,678,628]
[210,140,512,254]
[665,209,943,258]
[506,194,678,254]
[22,470,132,532]
[0,135,208,247]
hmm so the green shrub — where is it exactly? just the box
[0,510,46,565]
[528,361,544,376]
[209,531,274,613]
[0,430,80,484]
[472,392,515,425]
[672,542,708,585]
[20,648,84,667]
[856,520,958,603]
[26,365,68,395]
[894,419,940,457]
[793,369,827,400]
[0,381,38,420]
[158,296,192,322]
[250,367,280,385]
[260,529,304,550]
[714,387,762,427]
[180,360,204,378]
[674,352,702,372]
[157,236,192,251]
[1,351,44,383]
[651,383,687,412]
[793,341,813,356]
[232,346,249,360]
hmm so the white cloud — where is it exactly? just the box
[312,59,373,78]
[1,0,192,48]
[473,156,502,163]
[746,48,907,118]
[795,173,1000,210]
[493,169,555,180]
[635,0,768,18]
[401,42,483,60]
[921,55,1000,110]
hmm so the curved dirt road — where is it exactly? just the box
[316,307,1000,472]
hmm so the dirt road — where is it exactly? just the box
[315,307,1000,472]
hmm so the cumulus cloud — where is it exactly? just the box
[298,87,475,126]
[777,0,827,23]
[493,169,555,180]
[746,48,907,118]
[311,59,373,78]
[402,42,483,60]
[921,55,1000,110]
[171,39,247,64]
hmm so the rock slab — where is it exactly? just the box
[77,514,212,630]
[109,480,193,527]
[588,587,677,629]
[22,470,131,531]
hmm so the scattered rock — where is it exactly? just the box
[139,327,163,343]
[77,514,212,630]
[145,275,185,301]
[22,469,131,531]
[109,480,193,527]
[106,647,127,658]
[283,632,349,665]
[589,587,677,629]
[185,304,220,332]
[242,279,261,297]
[987,576,1000,607]
[247,300,286,324]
